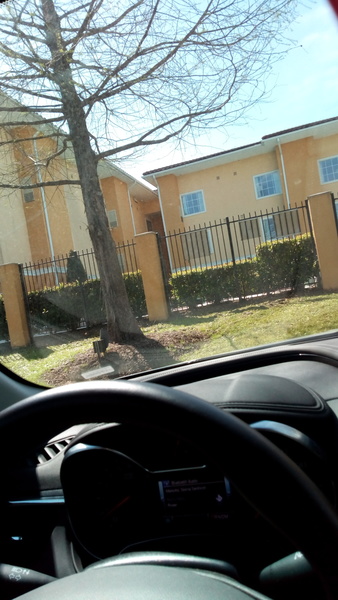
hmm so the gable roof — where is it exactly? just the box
[98,160,157,201]
[262,116,338,140]
[143,116,338,180]
[0,92,156,200]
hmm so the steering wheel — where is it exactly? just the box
[1,380,338,600]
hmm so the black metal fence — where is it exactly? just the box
[23,241,138,293]
[164,204,311,274]
[21,204,313,321]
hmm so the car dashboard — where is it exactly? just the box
[2,336,338,599]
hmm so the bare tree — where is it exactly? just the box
[0,0,297,341]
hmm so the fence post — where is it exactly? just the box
[0,263,32,348]
[306,192,338,290]
[225,217,236,266]
[135,232,169,321]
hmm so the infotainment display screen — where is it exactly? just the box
[158,472,231,528]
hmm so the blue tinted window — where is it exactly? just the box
[254,171,282,199]
[319,156,338,183]
[181,190,205,216]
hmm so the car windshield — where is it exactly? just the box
[0,0,337,387]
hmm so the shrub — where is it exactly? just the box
[170,270,208,308]
[169,235,318,309]
[202,268,228,304]
[66,250,87,283]
[170,262,260,308]
[256,234,319,294]
[28,284,82,331]
[27,272,146,332]
[233,260,260,298]
[124,272,147,317]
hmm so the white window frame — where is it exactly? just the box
[107,209,118,228]
[318,155,338,184]
[253,170,282,199]
[261,215,278,241]
[180,190,206,217]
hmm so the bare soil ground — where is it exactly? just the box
[42,329,208,386]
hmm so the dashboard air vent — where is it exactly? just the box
[37,437,74,464]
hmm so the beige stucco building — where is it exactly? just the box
[144,117,338,236]
[0,93,159,270]
[2,90,338,276]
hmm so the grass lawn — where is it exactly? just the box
[2,338,93,385]
[145,292,338,361]
[1,291,338,386]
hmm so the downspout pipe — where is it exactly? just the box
[153,174,173,272]
[277,137,291,209]
[33,135,59,284]
[127,181,137,237]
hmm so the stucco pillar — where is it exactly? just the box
[0,263,32,347]
[306,192,338,290]
[135,232,169,321]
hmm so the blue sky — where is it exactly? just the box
[124,0,338,179]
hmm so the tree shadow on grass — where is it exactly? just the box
[107,336,181,377]
[142,314,217,329]
[41,335,182,386]
[229,304,270,315]
[294,294,337,305]
[0,343,54,360]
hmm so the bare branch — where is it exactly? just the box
[67,0,103,49]
[0,104,62,113]
[66,0,144,48]
[0,0,299,338]
[0,116,65,127]
[0,14,45,31]
[135,0,160,51]
[0,179,80,189]
[44,135,70,166]
[0,78,60,101]
[84,19,209,107]
[0,40,47,73]
[59,1,93,20]
[0,25,45,45]
[96,87,234,159]
[0,133,66,147]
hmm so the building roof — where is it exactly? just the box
[0,92,156,201]
[262,116,338,140]
[144,142,261,176]
[143,116,338,181]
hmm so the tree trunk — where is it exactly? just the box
[41,0,143,342]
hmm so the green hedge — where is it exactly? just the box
[256,234,319,293]
[27,272,146,332]
[123,272,147,317]
[171,262,260,308]
[0,272,146,337]
[0,235,319,336]
[170,234,318,308]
